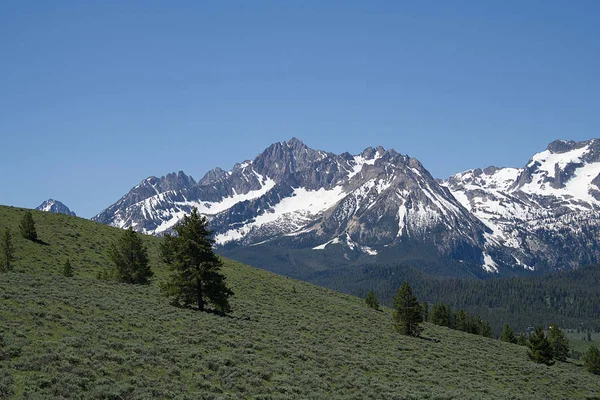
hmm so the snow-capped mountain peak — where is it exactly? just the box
[36,199,76,216]
[444,138,600,272]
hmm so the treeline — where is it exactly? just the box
[314,262,600,334]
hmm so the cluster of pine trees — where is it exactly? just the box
[99,208,234,314]
[521,325,570,365]
[3,209,234,315]
[423,301,492,338]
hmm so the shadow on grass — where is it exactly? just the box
[33,239,50,246]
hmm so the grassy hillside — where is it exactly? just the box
[1,206,600,398]
[0,206,164,278]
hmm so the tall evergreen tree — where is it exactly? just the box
[19,211,37,241]
[108,227,153,284]
[500,324,517,344]
[393,281,423,337]
[62,258,74,277]
[0,228,15,272]
[527,326,554,365]
[584,346,600,375]
[365,290,380,310]
[160,208,233,313]
[547,323,569,362]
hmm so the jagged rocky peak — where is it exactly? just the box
[252,137,327,179]
[546,139,590,154]
[135,171,196,194]
[162,171,196,190]
[199,167,228,185]
[359,145,385,160]
[36,199,76,216]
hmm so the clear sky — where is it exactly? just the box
[1,1,599,218]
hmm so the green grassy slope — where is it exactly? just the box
[1,206,599,398]
[0,206,163,278]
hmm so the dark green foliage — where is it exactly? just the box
[547,324,569,362]
[19,211,37,241]
[1,228,15,272]
[108,227,153,284]
[161,209,233,313]
[393,282,422,337]
[427,302,492,339]
[61,259,74,277]
[517,334,528,346]
[500,324,517,344]
[429,303,452,328]
[527,326,555,365]
[422,300,429,321]
[584,346,600,375]
[479,319,493,338]
[301,261,600,335]
[365,289,379,310]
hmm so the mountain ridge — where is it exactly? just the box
[93,137,600,276]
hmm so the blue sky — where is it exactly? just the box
[1,1,599,218]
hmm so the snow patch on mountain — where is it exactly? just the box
[313,237,341,250]
[482,252,498,273]
[214,186,346,245]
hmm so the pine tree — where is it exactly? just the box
[393,281,423,337]
[527,326,554,365]
[547,323,569,362]
[516,333,528,346]
[365,290,380,310]
[500,324,517,344]
[160,208,233,313]
[0,228,15,272]
[61,258,74,277]
[584,346,600,375]
[19,211,37,241]
[108,227,153,284]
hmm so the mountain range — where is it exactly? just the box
[92,138,600,279]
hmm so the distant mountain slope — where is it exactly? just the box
[444,139,600,272]
[36,199,76,216]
